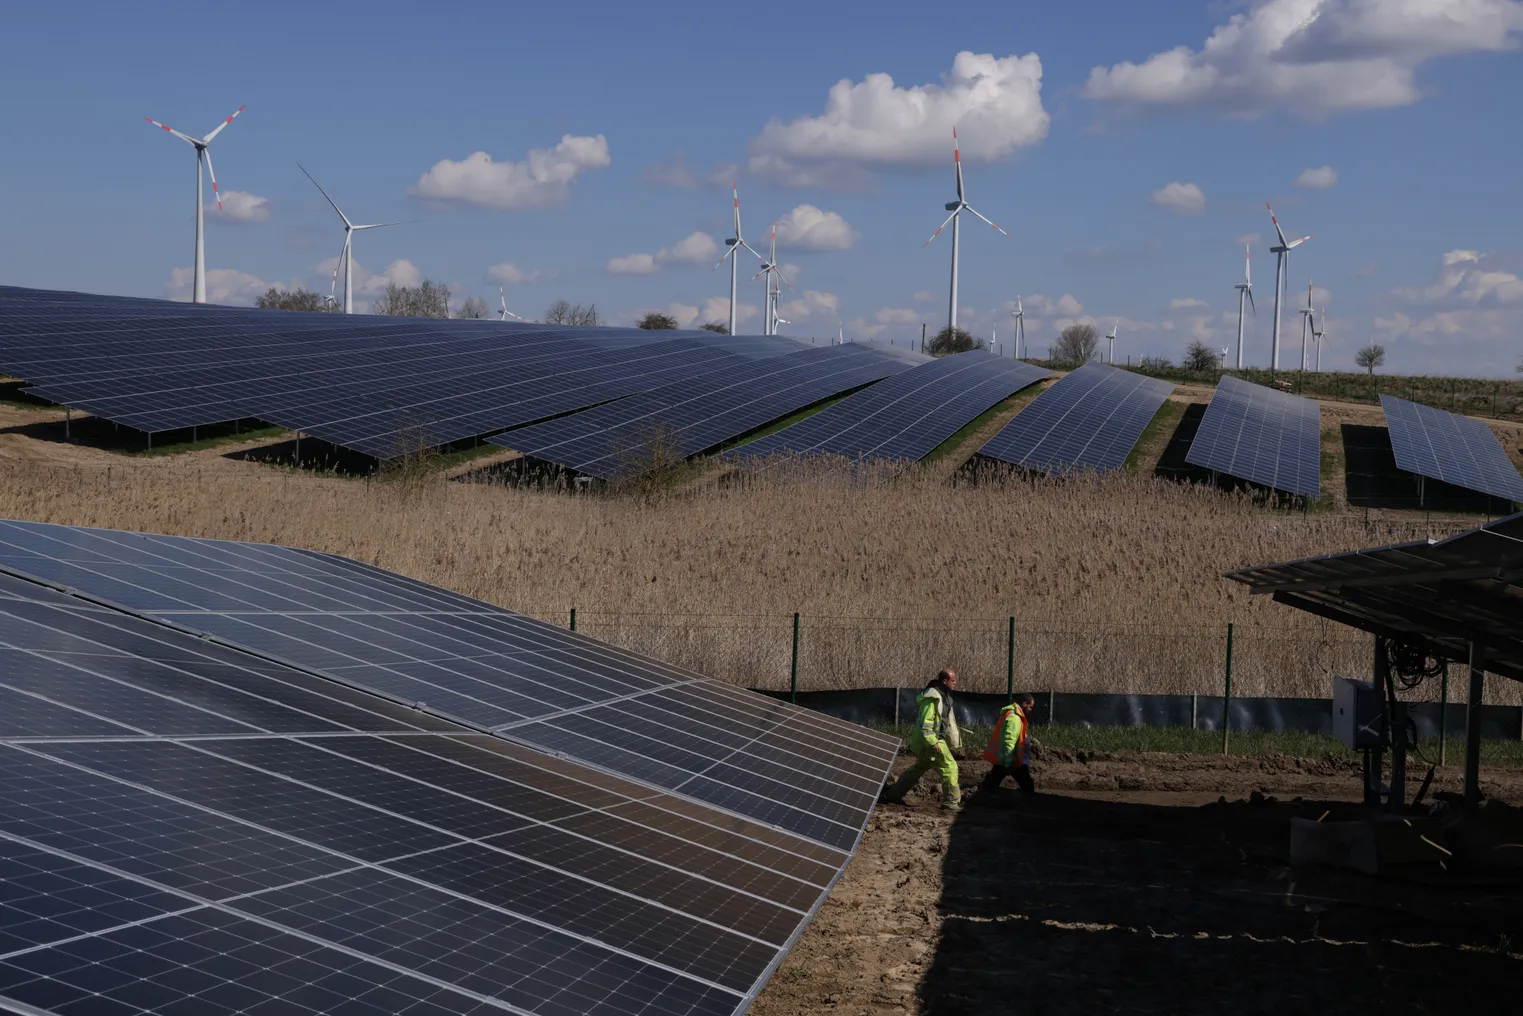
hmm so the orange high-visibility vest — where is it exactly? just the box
[983,703,1028,768]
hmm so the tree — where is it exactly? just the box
[638,312,679,330]
[455,296,487,319]
[1355,343,1386,375]
[700,322,729,334]
[373,279,451,318]
[928,326,982,355]
[545,300,601,326]
[1183,340,1220,373]
[1049,324,1097,364]
[1139,354,1173,370]
[254,287,324,312]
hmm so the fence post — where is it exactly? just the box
[1222,622,1235,756]
[1006,616,1015,702]
[790,612,800,704]
[1439,663,1449,766]
[569,608,576,632]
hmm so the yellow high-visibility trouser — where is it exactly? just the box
[887,740,961,805]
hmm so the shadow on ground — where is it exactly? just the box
[920,790,1521,1015]
[1342,424,1514,515]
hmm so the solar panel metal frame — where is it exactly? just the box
[1379,394,1523,503]
[1184,374,1321,498]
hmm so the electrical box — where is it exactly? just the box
[1333,676,1385,750]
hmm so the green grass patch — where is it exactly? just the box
[133,424,288,457]
[721,389,859,451]
[923,385,1047,466]
[1123,398,1183,473]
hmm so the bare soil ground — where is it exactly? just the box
[754,751,1523,1016]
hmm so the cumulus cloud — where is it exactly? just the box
[779,290,841,322]
[311,257,424,309]
[701,297,758,327]
[1020,293,1085,317]
[1395,249,1523,305]
[409,135,610,211]
[1170,297,1209,310]
[1083,0,1523,120]
[485,262,538,285]
[747,51,1049,189]
[605,232,722,275]
[873,307,919,325]
[1150,181,1206,216]
[164,267,276,304]
[606,253,659,276]
[773,205,859,252]
[912,289,936,303]
[209,190,271,224]
[1295,165,1339,188]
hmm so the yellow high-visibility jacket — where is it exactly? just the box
[983,703,1029,768]
[909,685,960,755]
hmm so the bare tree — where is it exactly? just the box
[545,300,601,326]
[254,287,324,312]
[1139,354,1172,370]
[1050,324,1097,364]
[455,296,488,319]
[638,312,679,330]
[1183,340,1220,372]
[1355,343,1386,375]
[544,299,573,324]
[928,326,982,355]
[374,279,451,318]
[700,322,729,334]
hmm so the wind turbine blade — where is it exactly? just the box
[352,220,415,230]
[1247,288,1256,315]
[297,163,353,229]
[751,266,769,281]
[202,147,223,211]
[769,221,777,263]
[201,105,246,144]
[329,238,345,302]
[712,246,736,271]
[775,270,792,291]
[962,205,1011,238]
[738,239,765,261]
[1288,235,1313,250]
[1266,202,1289,247]
[1244,244,1251,284]
[922,209,959,247]
[144,117,199,146]
[732,181,742,240]
[952,127,964,202]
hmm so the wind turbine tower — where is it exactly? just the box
[1010,296,1025,359]
[1106,319,1118,364]
[1266,203,1312,370]
[1313,308,1326,372]
[923,128,1011,338]
[714,182,764,335]
[1233,245,1255,369]
[752,222,789,336]
[143,105,246,304]
[299,165,408,314]
[1299,279,1315,371]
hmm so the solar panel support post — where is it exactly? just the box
[64,407,70,439]
[921,323,926,354]
[1006,616,1015,702]
[1221,622,1234,756]
[1464,642,1485,806]
[1439,663,1449,766]
[790,612,800,704]
[569,608,576,632]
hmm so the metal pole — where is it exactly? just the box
[64,407,70,439]
[1464,643,1485,805]
[1006,616,1015,702]
[569,608,576,632]
[1222,622,1234,755]
[790,612,800,704]
[194,148,206,304]
[947,213,960,335]
[1439,664,1449,766]
[921,323,926,354]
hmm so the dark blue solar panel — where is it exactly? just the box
[731,352,1050,467]
[977,362,1174,473]
[1380,395,1523,503]
[1184,375,1321,497]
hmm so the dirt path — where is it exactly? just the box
[754,751,1523,1016]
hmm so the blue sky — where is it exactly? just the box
[2,1,1520,375]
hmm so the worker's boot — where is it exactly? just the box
[878,769,919,804]
[941,783,963,813]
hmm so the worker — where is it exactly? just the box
[879,668,963,811]
[976,694,1036,802]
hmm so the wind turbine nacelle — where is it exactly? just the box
[944,202,960,211]
[726,238,738,247]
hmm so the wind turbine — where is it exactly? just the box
[1267,203,1312,370]
[299,164,409,315]
[1313,307,1326,372]
[1299,279,1315,371]
[143,105,246,304]
[499,286,524,321]
[923,127,1011,338]
[714,181,764,335]
[1233,244,1255,369]
[1010,296,1025,359]
[752,222,790,336]
[1106,319,1119,364]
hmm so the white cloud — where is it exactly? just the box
[779,290,840,322]
[1020,293,1085,317]
[873,307,919,325]
[747,51,1049,189]
[845,318,889,339]
[1235,232,1262,247]
[1295,165,1339,188]
[1396,249,1523,305]
[1150,181,1206,216]
[701,297,758,327]
[485,262,538,285]
[606,253,660,276]
[409,134,610,211]
[912,289,936,303]
[1170,297,1209,310]
[165,267,275,304]
[773,205,859,252]
[209,190,271,224]
[1083,0,1523,120]
[312,256,424,309]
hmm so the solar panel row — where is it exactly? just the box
[0,520,898,1016]
[1184,375,1322,498]
[493,344,913,478]
[1380,394,1523,503]
[977,362,1175,474]
[729,352,1050,468]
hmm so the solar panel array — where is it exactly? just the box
[1184,375,1322,497]
[0,285,831,460]
[977,362,1175,473]
[728,353,1051,468]
[0,519,898,1016]
[493,344,911,478]
[1380,394,1523,504]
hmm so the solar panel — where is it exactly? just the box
[1379,394,1523,503]
[731,352,1050,467]
[493,344,912,477]
[1184,375,1321,497]
[0,520,897,1016]
[977,362,1175,473]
